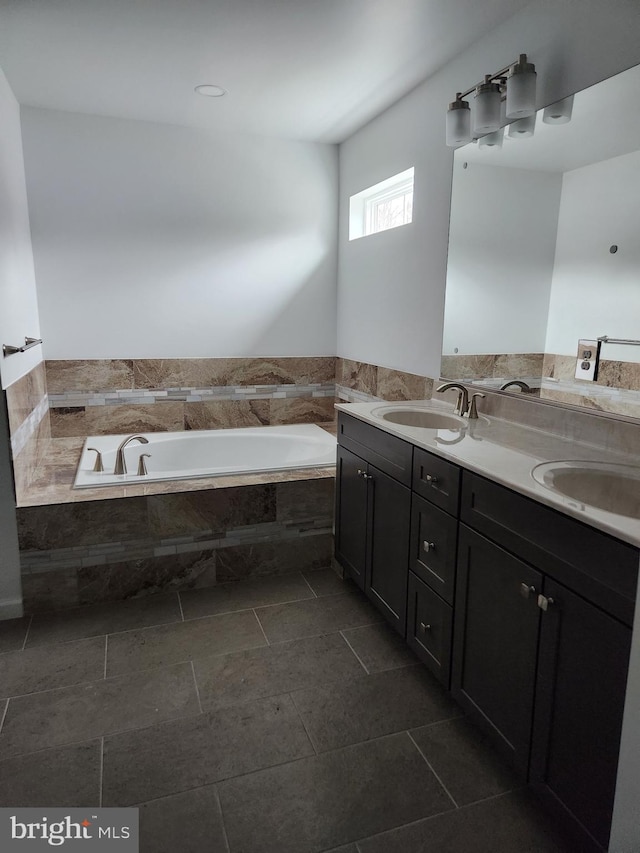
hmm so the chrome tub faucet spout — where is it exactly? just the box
[114,435,149,475]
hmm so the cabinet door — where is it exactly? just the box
[367,464,411,635]
[531,578,632,851]
[407,571,453,687]
[410,495,458,605]
[452,526,542,776]
[335,445,368,590]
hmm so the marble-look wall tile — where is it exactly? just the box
[147,486,277,538]
[376,368,433,401]
[6,361,47,434]
[493,353,544,378]
[268,397,335,425]
[184,400,270,430]
[132,359,231,390]
[337,358,378,396]
[17,497,149,551]
[276,480,334,525]
[440,355,496,382]
[46,360,134,393]
[542,354,576,381]
[216,533,332,582]
[21,569,79,613]
[77,550,217,606]
[50,403,185,437]
[597,360,640,392]
[49,408,87,438]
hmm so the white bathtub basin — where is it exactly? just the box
[74,424,337,488]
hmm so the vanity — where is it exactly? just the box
[334,400,640,853]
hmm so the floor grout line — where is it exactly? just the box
[288,691,318,756]
[299,571,318,598]
[253,609,271,646]
[20,615,33,651]
[98,737,104,808]
[406,730,459,809]
[0,699,9,736]
[213,786,232,853]
[103,635,108,679]
[339,630,370,675]
[177,593,185,622]
[190,660,203,714]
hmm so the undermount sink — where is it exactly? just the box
[531,460,640,518]
[371,406,467,430]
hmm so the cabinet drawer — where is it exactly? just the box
[338,413,413,486]
[410,495,457,605]
[461,472,638,626]
[412,447,461,514]
[407,572,452,687]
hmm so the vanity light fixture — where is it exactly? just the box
[543,95,574,124]
[507,114,536,138]
[478,127,504,148]
[446,54,536,147]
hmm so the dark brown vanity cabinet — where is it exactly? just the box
[335,414,412,634]
[406,448,461,686]
[454,471,637,851]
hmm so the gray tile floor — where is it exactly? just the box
[0,569,575,852]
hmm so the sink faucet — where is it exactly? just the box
[114,434,149,475]
[436,382,469,416]
[500,380,531,392]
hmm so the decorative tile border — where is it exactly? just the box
[335,384,382,404]
[10,394,49,457]
[20,518,332,574]
[48,383,336,408]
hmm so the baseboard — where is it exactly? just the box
[0,597,24,620]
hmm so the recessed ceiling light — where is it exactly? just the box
[194,84,227,98]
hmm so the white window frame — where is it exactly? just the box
[349,167,414,241]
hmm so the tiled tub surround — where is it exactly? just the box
[46,357,337,437]
[336,357,435,403]
[440,353,544,390]
[4,360,51,496]
[17,477,334,612]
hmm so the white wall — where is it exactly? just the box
[0,65,28,617]
[337,0,640,378]
[0,67,41,390]
[545,149,640,363]
[21,107,338,359]
[443,162,561,355]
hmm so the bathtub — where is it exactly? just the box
[73,423,336,488]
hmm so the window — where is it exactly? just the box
[349,167,414,241]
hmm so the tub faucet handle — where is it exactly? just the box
[114,434,149,475]
[137,453,151,476]
[87,447,104,472]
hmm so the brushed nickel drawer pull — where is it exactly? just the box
[420,622,432,632]
[520,583,536,599]
[423,541,436,553]
[424,474,438,484]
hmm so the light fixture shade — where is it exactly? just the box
[446,99,471,147]
[507,114,536,138]
[478,127,504,149]
[473,81,502,135]
[506,55,536,119]
[543,95,574,124]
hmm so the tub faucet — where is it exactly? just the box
[500,380,531,392]
[114,435,149,475]
[436,382,469,416]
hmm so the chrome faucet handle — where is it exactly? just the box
[464,393,486,419]
[137,453,151,476]
[87,447,104,472]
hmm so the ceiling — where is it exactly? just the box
[0,0,531,143]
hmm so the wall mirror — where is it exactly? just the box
[441,62,640,420]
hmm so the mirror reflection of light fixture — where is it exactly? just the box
[446,97,472,147]
[507,114,536,138]
[478,127,504,149]
[445,53,536,147]
[543,95,574,124]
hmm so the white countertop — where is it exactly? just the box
[335,400,640,548]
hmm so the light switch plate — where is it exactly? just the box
[574,338,601,381]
